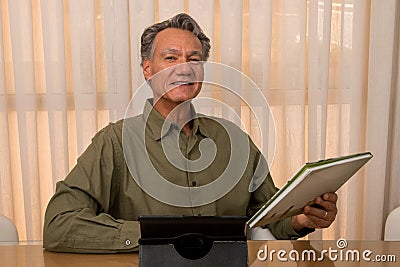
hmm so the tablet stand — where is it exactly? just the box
[138,215,248,266]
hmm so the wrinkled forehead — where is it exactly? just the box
[153,28,203,55]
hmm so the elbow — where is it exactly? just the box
[43,214,71,252]
[43,219,61,252]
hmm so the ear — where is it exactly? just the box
[142,59,152,81]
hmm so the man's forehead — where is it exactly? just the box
[153,28,202,51]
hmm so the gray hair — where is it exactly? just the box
[140,13,211,66]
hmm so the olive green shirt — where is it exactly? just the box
[43,100,309,253]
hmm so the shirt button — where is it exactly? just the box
[125,239,131,246]
[192,181,197,186]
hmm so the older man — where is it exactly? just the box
[43,13,337,253]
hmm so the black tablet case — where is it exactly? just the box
[138,215,248,266]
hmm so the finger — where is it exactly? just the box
[304,205,335,222]
[306,214,332,228]
[322,192,338,204]
[303,208,335,228]
[315,196,338,213]
[298,212,319,228]
[304,205,325,219]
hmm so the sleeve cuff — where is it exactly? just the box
[118,220,140,251]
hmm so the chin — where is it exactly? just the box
[165,94,196,104]
[165,88,200,103]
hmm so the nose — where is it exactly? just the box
[174,62,193,76]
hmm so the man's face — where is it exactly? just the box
[142,28,204,105]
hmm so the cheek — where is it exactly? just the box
[192,83,202,96]
[149,68,173,95]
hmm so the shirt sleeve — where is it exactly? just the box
[43,124,140,253]
[247,146,314,240]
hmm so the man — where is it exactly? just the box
[43,13,337,253]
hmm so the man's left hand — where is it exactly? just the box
[291,192,338,231]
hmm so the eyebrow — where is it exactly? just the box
[160,49,202,57]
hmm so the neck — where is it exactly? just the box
[153,98,194,136]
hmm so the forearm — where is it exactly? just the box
[43,181,140,253]
[44,209,139,253]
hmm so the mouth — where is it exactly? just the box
[170,81,195,86]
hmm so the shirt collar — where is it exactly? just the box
[142,98,211,141]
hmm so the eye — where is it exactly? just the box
[189,57,203,65]
[165,56,177,61]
